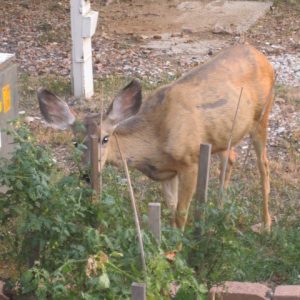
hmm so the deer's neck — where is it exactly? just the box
[106,116,153,167]
[105,116,176,181]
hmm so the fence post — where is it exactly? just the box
[90,134,100,200]
[70,0,98,99]
[132,282,146,300]
[194,143,211,236]
[148,203,161,244]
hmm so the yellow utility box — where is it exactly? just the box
[0,53,18,158]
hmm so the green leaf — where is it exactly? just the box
[98,273,110,290]
[21,270,33,284]
[110,251,124,258]
[21,270,37,293]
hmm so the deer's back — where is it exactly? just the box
[144,45,275,165]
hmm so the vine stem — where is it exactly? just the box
[219,87,243,205]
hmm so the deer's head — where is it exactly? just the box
[37,80,142,171]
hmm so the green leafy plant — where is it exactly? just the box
[0,124,205,299]
[1,122,299,299]
[184,191,300,286]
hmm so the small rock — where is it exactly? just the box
[153,34,162,40]
[177,2,199,10]
[104,0,115,6]
[139,35,149,40]
[276,127,285,134]
[182,27,195,34]
[271,45,285,50]
[24,116,35,123]
[171,32,182,38]
[212,23,234,35]
[276,97,286,104]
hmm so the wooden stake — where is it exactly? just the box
[148,203,161,244]
[194,143,211,236]
[90,134,100,200]
[132,282,146,300]
[99,84,104,198]
[114,134,147,273]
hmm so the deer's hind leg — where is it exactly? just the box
[218,148,237,189]
[251,109,273,231]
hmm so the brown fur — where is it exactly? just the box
[105,45,275,230]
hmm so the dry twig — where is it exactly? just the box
[219,87,243,204]
[114,134,147,274]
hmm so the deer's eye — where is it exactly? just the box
[101,136,109,145]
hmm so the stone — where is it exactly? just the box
[209,281,271,300]
[212,23,234,35]
[274,286,300,300]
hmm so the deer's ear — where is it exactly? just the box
[107,79,142,125]
[37,88,76,130]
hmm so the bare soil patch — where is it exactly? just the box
[101,0,272,36]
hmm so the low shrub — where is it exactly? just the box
[0,124,205,299]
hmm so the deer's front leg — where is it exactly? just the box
[175,164,198,230]
[162,176,178,227]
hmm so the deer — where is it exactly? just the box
[37,44,275,231]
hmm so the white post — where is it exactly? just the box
[70,0,98,99]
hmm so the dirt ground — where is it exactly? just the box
[101,1,272,35]
[1,0,300,83]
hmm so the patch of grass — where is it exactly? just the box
[35,20,70,45]
[276,85,300,105]
[19,73,71,96]
[18,73,71,111]
[273,0,300,9]
[185,191,300,286]
[95,75,167,97]
[91,75,174,115]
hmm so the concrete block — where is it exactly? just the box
[274,285,300,300]
[209,281,271,300]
